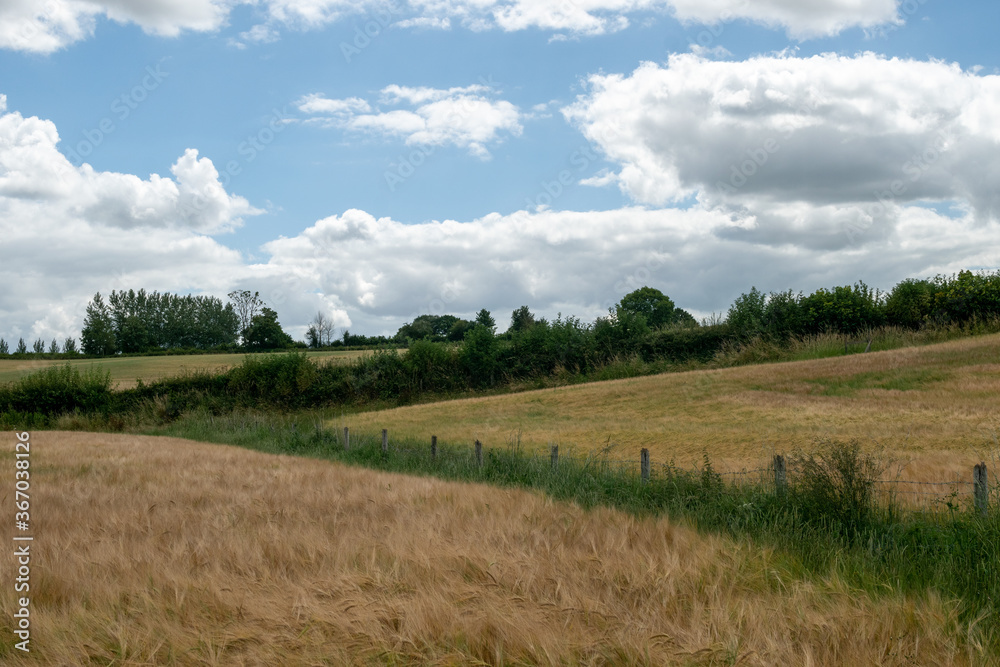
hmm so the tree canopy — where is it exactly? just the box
[80,289,240,355]
[617,287,694,329]
[396,314,475,342]
[243,307,294,350]
[509,306,536,333]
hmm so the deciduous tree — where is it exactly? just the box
[243,307,294,350]
[619,287,677,329]
[228,290,264,344]
[307,311,336,347]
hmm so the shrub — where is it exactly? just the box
[460,325,501,388]
[403,340,460,393]
[545,315,597,374]
[762,289,805,340]
[594,307,650,358]
[789,439,887,537]
[726,287,767,340]
[931,270,1000,324]
[641,323,731,363]
[0,364,112,416]
[507,319,556,378]
[349,348,409,401]
[226,352,318,407]
[800,282,886,335]
[885,278,935,328]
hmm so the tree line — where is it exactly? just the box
[75,290,241,355]
[725,270,1000,342]
[377,270,1000,389]
[5,270,1000,427]
[1,270,998,359]
[1,289,311,357]
[389,270,1000,349]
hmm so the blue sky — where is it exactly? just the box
[2,0,999,342]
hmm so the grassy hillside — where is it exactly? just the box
[344,333,1000,472]
[0,349,378,389]
[0,432,978,665]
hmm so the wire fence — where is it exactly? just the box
[326,425,995,515]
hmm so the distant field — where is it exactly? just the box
[0,349,379,389]
[345,333,1000,476]
[0,431,974,665]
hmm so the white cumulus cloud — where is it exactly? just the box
[402,0,903,38]
[669,0,901,39]
[0,103,260,233]
[0,100,286,344]
[0,0,230,53]
[296,84,523,158]
[563,53,1000,229]
[4,100,998,344]
[0,0,908,52]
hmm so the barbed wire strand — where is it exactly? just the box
[330,430,996,499]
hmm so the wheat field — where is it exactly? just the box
[0,349,379,389]
[344,334,1000,482]
[0,431,981,665]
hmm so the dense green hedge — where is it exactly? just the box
[727,270,1000,341]
[0,365,113,416]
[640,323,731,363]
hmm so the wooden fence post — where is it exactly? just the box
[974,462,989,517]
[381,429,388,454]
[641,448,650,484]
[475,440,483,468]
[343,427,349,451]
[431,435,437,461]
[774,454,787,498]
[551,445,559,472]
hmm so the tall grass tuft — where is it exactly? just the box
[789,439,888,537]
[714,318,1000,366]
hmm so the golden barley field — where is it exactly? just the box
[345,334,1000,480]
[0,349,379,389]
[0,432,981,665]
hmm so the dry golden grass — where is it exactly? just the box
[345,334,1000,480]
[0,349,381,389]
[0,432,980,665]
